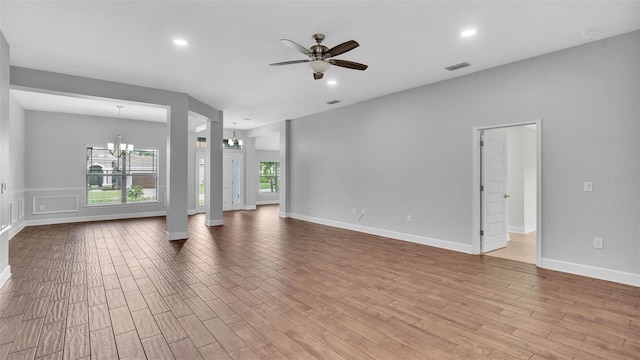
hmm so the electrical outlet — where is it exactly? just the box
[584,181,593,192]
[406,215,412,223]
[594,237,603,249]
[308,202,312,209]
[352,208,356,215]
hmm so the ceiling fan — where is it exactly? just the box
[270,34,368,80]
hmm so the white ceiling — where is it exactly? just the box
[2,1,639,130]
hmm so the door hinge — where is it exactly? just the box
[480,140,484,147]
[480,230,484,236]
[480,185,484,191]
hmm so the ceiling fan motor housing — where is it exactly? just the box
[310,45,329,60]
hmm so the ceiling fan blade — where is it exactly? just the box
[326,40,359,58]
[313,72,324,80]
[329,59,368,71]
[280,39,312,56]
[269,60,310,66]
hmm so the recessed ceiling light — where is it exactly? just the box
[243,118,251,121]
[173,39,188,46]
[461,29,477,37]
[327,80,337,86]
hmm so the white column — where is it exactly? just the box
[243,136,256,209]
[165,98,189,240]
[205,113,223,226]
[0,30,11,286]
[279,120,290,218]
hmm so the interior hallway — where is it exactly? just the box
[485,232,537,264]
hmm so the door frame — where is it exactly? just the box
[471,119,542,267]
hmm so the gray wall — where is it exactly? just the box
[25,110,167,223]
[0,30,12,285]
[289,31,640,280]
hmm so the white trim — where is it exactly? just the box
[0,266,11,290]
[166,231,189,241]
[9,221,26,240]
[243,205,257,210]
[256,200,280,205]
[472,118,543,267]
[289,213,473,254]
[27,187,86,192]
[540,258,640,287]
[507,226,537,235]
[33,195,79,215]
[188,209,199,215]
[508,226,525,234]
[19,198,24,218]
[279,212,289,218]
[25,211,166,226]
[6,189,26,195]
[205,218,223,226]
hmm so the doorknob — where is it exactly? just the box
[503,194,510,199]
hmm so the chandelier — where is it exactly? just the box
[107,105,133,158]
[227,122,242,147]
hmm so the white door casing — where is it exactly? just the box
[481,129,508,252]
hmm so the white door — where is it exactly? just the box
[481,129,508,252]
[223,153,242,211]
[195,153,206,213]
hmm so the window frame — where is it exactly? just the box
[258,161,280,194]
[85,145,160,207]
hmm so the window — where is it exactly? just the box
[259,161,280,193]
[197,137,207,148]
[86,147,158,205]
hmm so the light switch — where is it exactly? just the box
[584,181,593,192]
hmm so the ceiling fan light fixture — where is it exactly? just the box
[308,60,330,74]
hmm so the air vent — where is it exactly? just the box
[445,62,471,71]
[326,100,341,105]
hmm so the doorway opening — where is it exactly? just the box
[223,153,243,211]
[472,120,541,265]
[195,152,207,213]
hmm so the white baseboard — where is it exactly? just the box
[279,212,289,218]
[9,221,26,240]
[540,258,640,287]
[256,200,280,205]
[0,265,11,290]
[289,213,473,254]
[165,231,188,241]
[26,211,167,226]
[243,205,257,210]
[205,218,223,226]
[508,226,525,234]
[508,226,537,235]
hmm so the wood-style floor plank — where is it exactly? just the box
[0,205,639,359]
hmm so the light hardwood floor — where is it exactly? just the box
[485,232,537,264]
[1,205,639,359]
